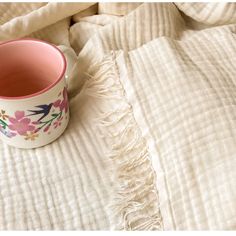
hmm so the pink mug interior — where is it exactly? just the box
[0,39,66,99]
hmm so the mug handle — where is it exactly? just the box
[57,45,78,82]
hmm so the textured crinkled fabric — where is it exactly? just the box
[1,2,236,230]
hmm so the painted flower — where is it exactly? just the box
[0,110,9,120]
[8,111,35,135]
[53,116,63,129]
[0,126,16,138]
[43,124,51,132]
[0,87,68,140]
[53,88,69,113]
[24,131,39,141]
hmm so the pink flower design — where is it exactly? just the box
[53,116,63,129]
[53,88,69,113]
[8,111,35,135]
[43,124,51,132]
[0,87,68,140]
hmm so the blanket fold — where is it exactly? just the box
[1,2,236,230]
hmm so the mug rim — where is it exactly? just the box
[0,38,67,100]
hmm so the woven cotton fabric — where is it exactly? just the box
[116,30,236,229]
[0,2,116,230]
[0,83,114,230]
[75,2,236,230]
[1,2,236,230]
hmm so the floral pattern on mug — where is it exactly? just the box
[53,88,69,113]
[24,131,39,141]
[53,116,63,129]
[9,111,35,135]
[0,87,69,141]
[0,110,9,120]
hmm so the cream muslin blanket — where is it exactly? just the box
[1,2,236,230]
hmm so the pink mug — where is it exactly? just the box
[0,39,70,149]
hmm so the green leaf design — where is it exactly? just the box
[0,119,7,129]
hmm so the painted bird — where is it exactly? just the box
[28,103,53,121]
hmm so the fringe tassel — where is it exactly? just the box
[82,51,163,230]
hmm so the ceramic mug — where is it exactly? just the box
[0,39,70,149]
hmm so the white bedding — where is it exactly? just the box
[0,2,116,230]
[1,2,236,230]
[116,32,236,229]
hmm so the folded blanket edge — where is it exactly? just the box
[80,51,163,230]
